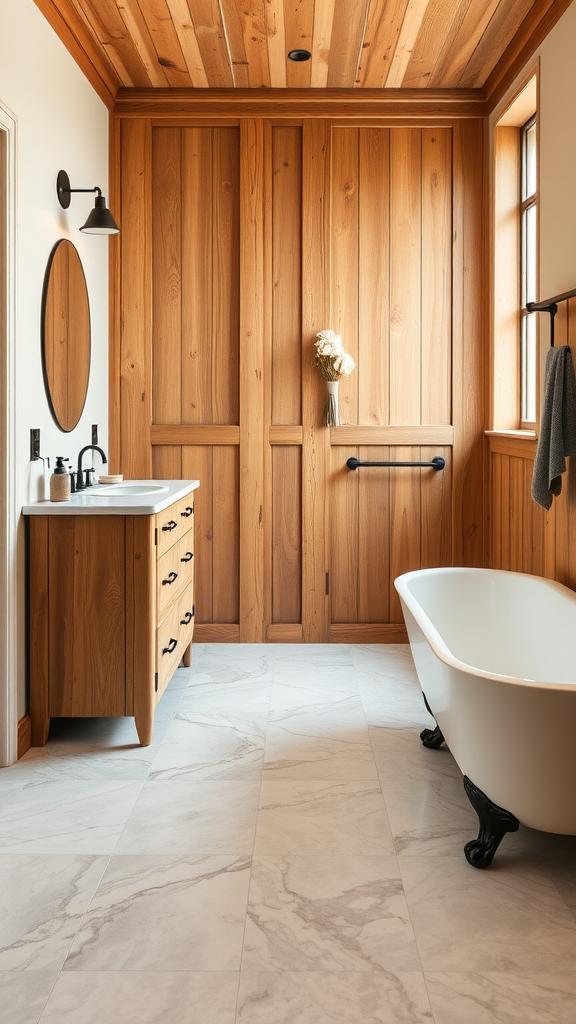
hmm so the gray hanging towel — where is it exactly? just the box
[532,345,576,509]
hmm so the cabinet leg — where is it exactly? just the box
[183,642,192,668]
[30,714,49,748]
[135,709,154,747]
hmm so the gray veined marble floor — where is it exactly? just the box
[1,645,576,1023]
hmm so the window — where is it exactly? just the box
[520,116,537,426]
[492,72,538,432]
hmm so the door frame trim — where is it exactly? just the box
[0,101,18,766]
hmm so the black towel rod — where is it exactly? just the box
[346,456,445,471]
[526,286,576,348]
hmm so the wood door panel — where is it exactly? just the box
[272,446,302,624]
[271,126,302,426]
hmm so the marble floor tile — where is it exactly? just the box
[236,971,434,1024]
[273,644,353,664]
[66,854,251,971]
[0,781,143,854]
[0,856,106,971]
[523,826,576,859]
[350,644,418,678]
[254,780,395,855]
[370,728,460,782]
[358,670,431,730]
[0,780,27,811]
[179,678,272,717]
[0,972,58,1024]
[538,858,576,917]
[150,715,266,780]
[425,972,576,1024]
[401,854,576,971]
[268,693,364,720]
[193,645,275,677]
[242,854,421,971]
[115,779,260,854]
[263,720,378,781]
[39,972,239,1024]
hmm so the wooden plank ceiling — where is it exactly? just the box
[38,0,543,93]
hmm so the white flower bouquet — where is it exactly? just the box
[313,330,355,425]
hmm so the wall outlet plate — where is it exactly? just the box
[30,428,40,462]
[92,424,98,445]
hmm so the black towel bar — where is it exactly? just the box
[527,286,576,347]
[346,456,445,471]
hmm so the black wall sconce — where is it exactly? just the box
[56,169,120,235]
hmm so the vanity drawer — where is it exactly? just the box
[157,529,194,621]
[156,587,195,696]
[156,496,195,555]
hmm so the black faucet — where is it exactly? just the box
[76,445,107,490]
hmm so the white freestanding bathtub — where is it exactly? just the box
[395,567,576,865]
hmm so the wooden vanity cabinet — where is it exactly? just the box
[29,496,195,747]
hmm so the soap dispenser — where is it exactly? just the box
[50,457,71,502]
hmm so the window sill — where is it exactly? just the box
[484,429,536,439]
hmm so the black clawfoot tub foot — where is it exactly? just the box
[420,725,445,748]
[420,692,445,748]
[463,775,519,868]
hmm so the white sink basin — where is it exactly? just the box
[92,483,170,496]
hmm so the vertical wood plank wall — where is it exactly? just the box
[489,298,576,587]
[113,113,485,642]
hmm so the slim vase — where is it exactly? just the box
[325,380,341,426]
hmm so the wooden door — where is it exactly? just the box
[113,115,485,642]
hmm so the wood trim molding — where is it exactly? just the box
[484,0,572,113]
[329,624,408,643]
[32,0,118,110]
[268,426,303,444]
[151,425,240,445]
[113,88,487,119]
[193,624,240,642]
[488,434,537,459]
[330,425,454,445]
[266,623,303,641]
[17,715,32,760]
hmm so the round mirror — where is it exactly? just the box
[41,239,91,432]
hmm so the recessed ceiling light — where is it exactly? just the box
[288,49,311,62]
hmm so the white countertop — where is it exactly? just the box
[23,480,200,516]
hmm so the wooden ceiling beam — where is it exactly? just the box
[33,0,120,109]
[113,85,487,117]
[484,0,574,111]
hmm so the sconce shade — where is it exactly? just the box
[80,195,120,235]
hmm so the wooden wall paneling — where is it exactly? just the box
[262,118,273,638]
[239,119,266,641]
[301,119,331,642]
[358,128,389,427]
[490,451,502,569]
[522,457,535,573]
[272,446,302,623]
[500,452,511,569]
[389,129,422,425]
[109,115,122,472]
[332,425,454,445]
[182,446,213,623]
[152,425,240,445]
[358,447,390,623]
[271,127,302,426]
[120,118,153,478]
[152,127,182,424]
[421,446,452,568]
[389,449,421,621]
[212,446,240,622]
[181,127,213,424]
[452,119,486,566]
[152,444,183,479]
[421,128,452,425]
[330,448,359,623]
[331,128,359,426]
[212,127,241,424]
[509,452,523,571]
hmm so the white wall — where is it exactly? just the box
[537,1,576,301]
[0,0,110,720]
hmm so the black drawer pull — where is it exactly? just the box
[180,506,194,518]
[162,571,178,586]
[162,520,177,532]
[162,637,178,655]
[180,611,193,625]
[180,551,193,563]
